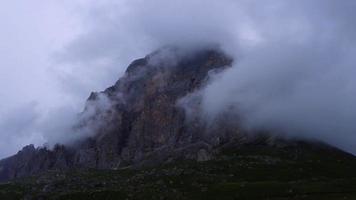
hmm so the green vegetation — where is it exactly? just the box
[1,143,356,200]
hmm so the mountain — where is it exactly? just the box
[0,47,235,181]
[1,47,356,200]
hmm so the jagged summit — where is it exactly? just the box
[0,47,233,181]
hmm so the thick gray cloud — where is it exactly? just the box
[198,1,356,153]
[0,0,356,158]
[69,0,356,153]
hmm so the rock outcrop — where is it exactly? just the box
[0,47,236,181]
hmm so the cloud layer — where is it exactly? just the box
[68,0,356,153]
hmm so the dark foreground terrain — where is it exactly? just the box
[1,141,356,200]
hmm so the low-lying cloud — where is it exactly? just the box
[64,0,356,153]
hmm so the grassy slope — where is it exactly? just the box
[1,142,356,200]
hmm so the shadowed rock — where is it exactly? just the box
[0,47,234,181]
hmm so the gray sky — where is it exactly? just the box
[0,1,72,157]
[0,0,356,158]
[0,1,94,158]
[0,1,147,158]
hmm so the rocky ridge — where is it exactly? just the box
[0,47,237,181]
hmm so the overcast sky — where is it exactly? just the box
[0,1,152,158]
[0,1,113,158]
[0,0,356,159]
[0,1,70,157]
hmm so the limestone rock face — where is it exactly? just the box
[0,48,234,181]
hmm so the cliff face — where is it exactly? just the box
[0,48,235,181]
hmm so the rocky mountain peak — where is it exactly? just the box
[0,47,233,182]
